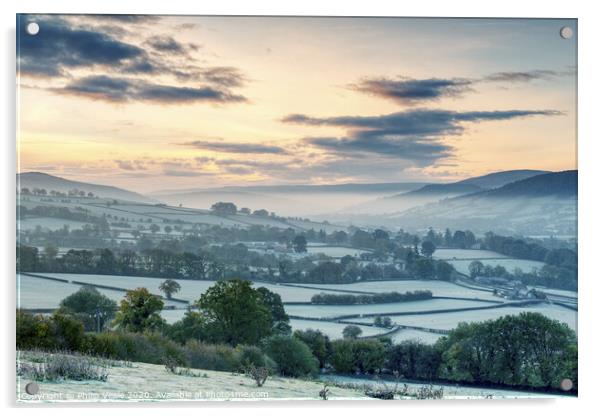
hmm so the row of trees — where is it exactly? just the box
[310,290,433,305]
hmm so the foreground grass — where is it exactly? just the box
[16,351,368,402]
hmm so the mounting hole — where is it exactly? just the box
[26,22,40,36]
[560,26,573,39]
[25,382,39,395]
[560,378,574,391]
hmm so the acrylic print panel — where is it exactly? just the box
[16,14,577,402]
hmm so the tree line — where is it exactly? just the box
[310,290,433,305]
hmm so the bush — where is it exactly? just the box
[18,352,108,382]
[184,340,240,372]
[331,339,385,374]
[17,310,86,352]
[386,340,441,380]
[236,345,276,372]
[261,335,318,377]
[293,329,332,368]
[85,331,186,367]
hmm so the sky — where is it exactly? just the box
[17,15,577,193]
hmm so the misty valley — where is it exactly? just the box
[17,169,577,399]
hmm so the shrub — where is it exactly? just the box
[236,345,276,372]
[18,352,108,382]
[184,340,240,372]
[85,331,186,367]
[17,310,86,352]
[330,339,385,374]
[293,329,332,368]
[261,335,318,377]
[247,365,269,387]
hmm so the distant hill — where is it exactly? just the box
[474,170,576,199]
[455,169,550,189]
[346,170,549,215]
[17,172,155,204]
[390,170,577,235]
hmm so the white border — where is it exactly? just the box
[2,1,600,415]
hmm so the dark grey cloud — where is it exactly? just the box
[283,109,561,163]
[180,140,288,154]
[18,15,249,105]
[88,15,161,24]
[56,75,247,104]
[349,77,473,105]
[18,15,151,77]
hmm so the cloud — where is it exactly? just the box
[483,69,571,83]
[349,77,473,105]
[145,35,196,55]
[18,15,249,105]
[18,15,150,77]
[349,70,574,105]
[200,67,247,88]
[163,169,212,177]
[179,140,288,154]
[55,75,247,104]
[283,108,561,163]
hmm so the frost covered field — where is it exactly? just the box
[17,352,556,403]
[18,217,90,231]
[288,319,389,339]
[289,280,502,301]
[284,298,495,319]
[16,357,367,402]
[305,246,369,258]
[34,273,326,303]
[432,249,545,275]
[349,303,577,334]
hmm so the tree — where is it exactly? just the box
[256,287,291,334]
[113,288,165,332]
[159,279,181,300]
[468,260,485,278]
[421,241,436,258]
[239,207,251,214]
[292,235,308,253]
[149,223,160,234]
[342,325,363,339]
[57,286,117,331]
[195,280,272,346]
[211,202,237,216]
[261,335,318,377]
[293,329,332,369]
[164,225,173,235]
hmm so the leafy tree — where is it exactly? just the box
[113,288,165,332]
[166,309,208,344]
[292,235,308,253]
[256,287,291,334]
[159,279,181,300]
[149,224,160,234]
[211,202,237,216]
[468,260,485,278]
[421,241,436,258]
[293,329,332,368]
[195,280,272,346]
[57,286,117,331]
[261,335,318,377]
[342,325,363,339]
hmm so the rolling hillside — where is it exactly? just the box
[18,172,155,204]
[391,171,577,235]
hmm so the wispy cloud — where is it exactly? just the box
[179,139,288,154]
[349,77,473,105]
[349,69,574,105]
[55,76,247,104]
[283,109,561,163]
